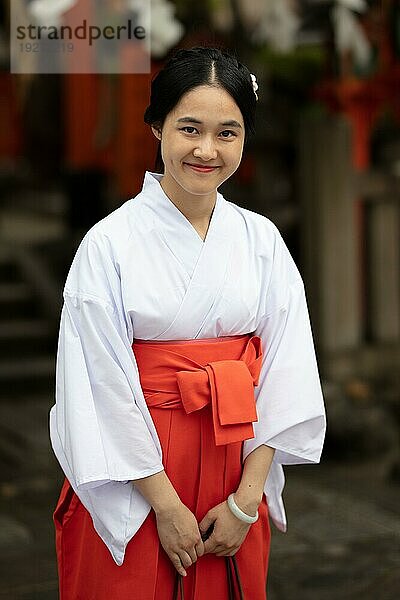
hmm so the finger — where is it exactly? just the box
[170,553,187,577]
[215,547,237,557]
[203,536,218,554]
[178,550,193,569]
[198,511,215,535]
[212,544,230,555]
[186,546,198,564]
[195,540,205,558]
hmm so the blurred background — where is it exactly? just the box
[0,0,399,598]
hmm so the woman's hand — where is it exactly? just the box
[198,443,275,557]
[155,501,205,577]
[198,501,252,557]
[132,470,204,576]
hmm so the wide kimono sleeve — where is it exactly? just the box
[243,222,326,532]
[49,229,164,564]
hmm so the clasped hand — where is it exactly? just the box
[199,501,251,557]
[156,500,251,577]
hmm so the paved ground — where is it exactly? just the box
[0,452,399,599]
[268,461,400,599]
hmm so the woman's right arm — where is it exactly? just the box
[53,231,204,568]
[133,471,204,576]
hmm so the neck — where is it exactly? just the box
[159,176,217,229]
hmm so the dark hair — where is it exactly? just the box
[144,46,257,173]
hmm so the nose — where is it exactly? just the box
[193,135,218,161]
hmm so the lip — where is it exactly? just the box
[184,163,220,173]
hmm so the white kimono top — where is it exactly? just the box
[49,170,326,566]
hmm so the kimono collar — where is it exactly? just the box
[140,171,225,243]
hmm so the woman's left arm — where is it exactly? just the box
[234,444,275,515]
[199,445,275,556]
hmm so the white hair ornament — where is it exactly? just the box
[250,73,259,101]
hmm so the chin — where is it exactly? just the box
[182,184,217,196]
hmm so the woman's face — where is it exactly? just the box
[152,84,245,204]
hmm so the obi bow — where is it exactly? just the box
[176,335,262,445]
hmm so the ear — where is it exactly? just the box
[151,126,162,141]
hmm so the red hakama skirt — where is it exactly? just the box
[53,334,271,599]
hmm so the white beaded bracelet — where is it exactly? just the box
[227,493,259,524]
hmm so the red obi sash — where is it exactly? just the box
[132,334,263,445]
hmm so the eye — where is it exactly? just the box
[180,126,198,134]
[220,130,237,138]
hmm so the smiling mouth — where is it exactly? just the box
[184,163,220,172]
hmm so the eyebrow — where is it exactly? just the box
[176,116,243,128]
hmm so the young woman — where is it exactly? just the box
[50,47,326,599]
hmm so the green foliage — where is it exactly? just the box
[257,45,325,92]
